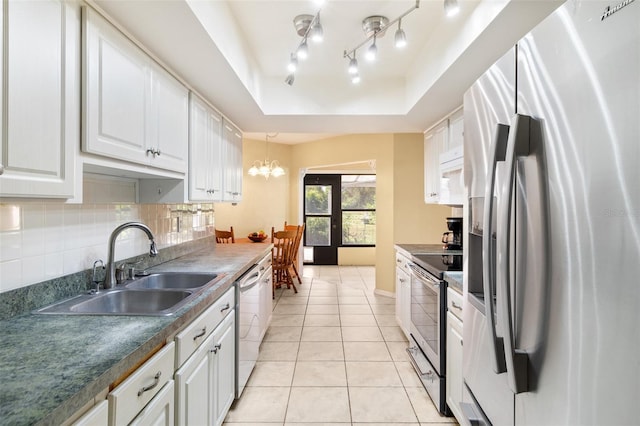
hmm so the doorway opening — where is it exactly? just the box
[303,174,376,265]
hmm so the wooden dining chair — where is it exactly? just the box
[215,226,235,243]
[284,222,305,284]
[271,228,298,298]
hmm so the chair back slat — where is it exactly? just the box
[215,226,235,243]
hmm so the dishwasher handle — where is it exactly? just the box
[238,267,261,292]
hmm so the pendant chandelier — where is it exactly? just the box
[248,133,285,179]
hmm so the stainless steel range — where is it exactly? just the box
[406,252,462,416]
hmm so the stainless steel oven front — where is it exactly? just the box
[407,261,449,415]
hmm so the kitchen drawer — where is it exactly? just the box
[447,287,463,322]
[108,341,175,426]
[257,252,272,273]
[175,286,235,367]
[395,252,411,272]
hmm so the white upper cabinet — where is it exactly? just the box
[425,106,464,206]
[0,0,79,198]
[83,7,187,174]
[424,120,447,203]
[447,107,464,151]
[222,121,243,203]
[148,62,189,172]
[189,93,223,201]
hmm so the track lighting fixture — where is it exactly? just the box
[284,0,458,86]
[285,10,322,86]
[444,0,460,17]
[343,0,420,83]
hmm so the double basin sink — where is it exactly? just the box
[36,272,221,316]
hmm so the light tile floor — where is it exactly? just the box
[224,265,458,426]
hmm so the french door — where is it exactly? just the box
[303,174,340,265]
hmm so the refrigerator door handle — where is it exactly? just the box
[482,123,510,374]
[498,113,531,394]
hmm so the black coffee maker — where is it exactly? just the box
[442,217,463,250]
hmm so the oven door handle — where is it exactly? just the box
[482,123,509,374]
[407,263,440,288]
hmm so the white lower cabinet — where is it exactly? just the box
[73,400,108,426]
[175,301,236,426]
[395,252,411,339]
[108,342,175,426]
[446,287,464,423]
[175,336,212,426]
[212,313,235,426]
[130,380,175,426]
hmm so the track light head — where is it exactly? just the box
[287,54,298,73]
[285,74,295,86]
[444,0,460,17]
[366,36,378,61]
[310,14,324,43]
[394,21,407,48]
[297,39,309,60]
[348,56,359,75]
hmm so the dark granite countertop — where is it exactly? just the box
[0,243,271,426]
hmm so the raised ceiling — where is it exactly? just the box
[92,0,563,143]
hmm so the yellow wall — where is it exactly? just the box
[289,134,395,290]
[214,139,291,238]
[217,133,452,293]
[393,133,451,244]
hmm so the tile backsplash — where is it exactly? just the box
[0,202,214,293]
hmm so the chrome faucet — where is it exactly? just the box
[105,222,158,289]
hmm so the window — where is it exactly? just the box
[341,175,376,245]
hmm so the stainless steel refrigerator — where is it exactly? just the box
[462,1,639,424]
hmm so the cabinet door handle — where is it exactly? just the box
[193,326,207,341]
[137,371,161,396]
[451,301,462,311]
[155,149,161,156]
[220,302,230,313]
[211,343,222,354]
[0,164,4,175]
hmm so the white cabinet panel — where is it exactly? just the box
[424,106,464,206]
[446,286,464,423]
[149,64,188,172]
[222,121,243,203]
[424,122,446,203]
[73,400,108,426]
[175,334,213,426]
[395,252,411,339]
[189,93,223,201]
[130,380,175,426]
[212,313,235,426]
[83,6,147,163]
[0,0,78,198]
[447,107,464,151]
[108,342,175,426]
[83,7,187,174]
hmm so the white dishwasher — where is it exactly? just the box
[235,253,271,398]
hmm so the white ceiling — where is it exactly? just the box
[92,0,563,143]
